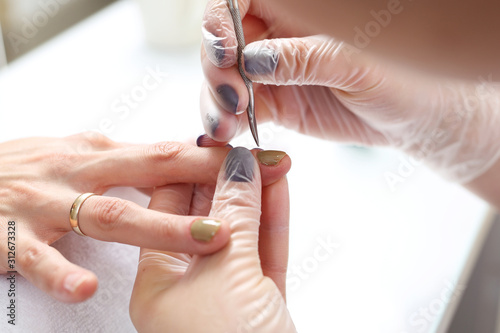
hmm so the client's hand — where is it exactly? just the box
[130,147,296,333]
[0,133,235,303]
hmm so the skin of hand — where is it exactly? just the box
[201,0,500,187]
[0,132,253,303]
[130,147,296,333]
[223,0,500,79]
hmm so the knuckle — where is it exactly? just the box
[147,142,187,163]
[156,219,177,241]
[72,131,114,150]
[19,243,46,270]
[80,131,114,148]
[93,198,128,231]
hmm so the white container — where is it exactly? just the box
[136,0,204,48]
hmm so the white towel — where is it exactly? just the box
[0,188,151,333]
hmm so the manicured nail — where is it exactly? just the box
[225,147,255,182]
[205,112,219,136]
[244,47,279,76]
[196,134,212,147]
[197,134,231,148]
[197,134,207,147]
[257,150,287,166]
[63,272,87,293]
[216,84,239,114]
[202,30,226,67]
[191,219,222,242]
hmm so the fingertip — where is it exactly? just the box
[216,84,241,115]
[200,85,240,142]
[223,147,257,183]
[252,149,291,186]
[189,218,231,254]
[59,271,98,303]
[243,43,279,80]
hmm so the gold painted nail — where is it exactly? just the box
[191,219,222,242]
[257,150,287,166]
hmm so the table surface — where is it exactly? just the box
[0,1,492,332]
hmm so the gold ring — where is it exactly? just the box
[69,193,96,236]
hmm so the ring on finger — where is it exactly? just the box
[69,193,96,237]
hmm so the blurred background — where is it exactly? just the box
[0,0,116,62]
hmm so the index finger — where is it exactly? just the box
[81,143,232,189]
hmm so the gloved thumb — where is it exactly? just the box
[209,147,262,254]
[243,36,377,90]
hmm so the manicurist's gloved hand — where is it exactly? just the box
[200,0,500,185]
[130,147,296,332]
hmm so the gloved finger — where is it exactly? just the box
[15,238,98,303]
[243,37,382,92]
[200,82,242,142]
[74,194,230,254]
[259,176,289,300]
[209,147,290,249]
[199,82,277,143]
[201,45,249,115]
[202,0,252,68]
[133,249,190,303]
[210,147,262,255]
[196,134,292,187]
[188,149,292,218]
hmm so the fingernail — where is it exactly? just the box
[196,134,211,147]
[191,219,222,242]
[257,150,287,166]
[197,134,232,148]
[205,112,219,136]
[216,84,239,114]
[244,47,279,76]
[225,147,255,182]
[202,29,226,67]
[63,272,87,294]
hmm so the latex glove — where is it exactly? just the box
[130,147,296,333]
[0,133,237,303]
[200,0,500,183]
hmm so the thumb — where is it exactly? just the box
[243,36,378,91]
[210,147,262,254]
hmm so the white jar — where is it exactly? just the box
[136,0,204,48]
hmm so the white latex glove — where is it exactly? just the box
[200,0,500,183]
[130,147,296,333]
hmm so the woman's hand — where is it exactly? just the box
[200,0,500,184]
[130,147,296,332]
[0,133,238,303]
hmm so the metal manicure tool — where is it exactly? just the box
[227,0,260,146]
